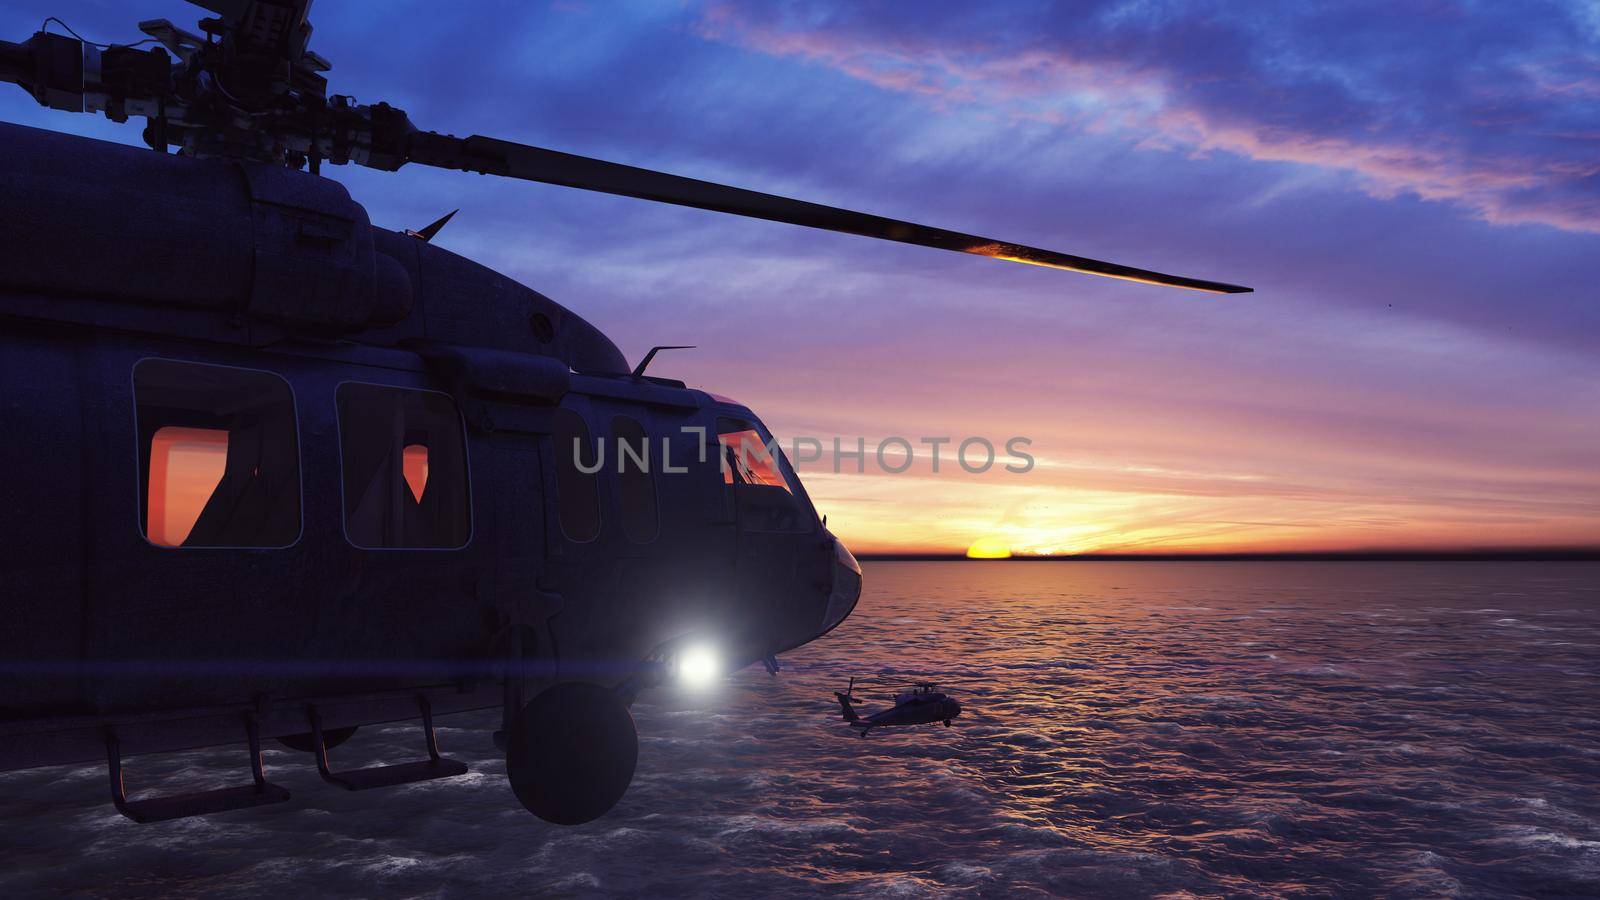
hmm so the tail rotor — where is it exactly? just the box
[834,677,860,723]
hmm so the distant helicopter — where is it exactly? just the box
[835,678,962,736]
[0,2,1248,827]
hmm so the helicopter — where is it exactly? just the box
[834,678,961,736]
[0,1,1249,827]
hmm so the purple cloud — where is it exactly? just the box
[697,1,1600,233]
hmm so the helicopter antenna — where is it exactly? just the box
[0,1,1250,293]
[405,209,458,243]
[633,345,695,378]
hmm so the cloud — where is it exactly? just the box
[3,1,1595,553]
[696,1,1600,233]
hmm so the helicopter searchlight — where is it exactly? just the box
[674,644,724,689]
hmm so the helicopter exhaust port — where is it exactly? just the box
[504,682,639,825]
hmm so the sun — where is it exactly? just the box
[966,537,1013,559]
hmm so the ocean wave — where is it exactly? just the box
[3,561,1598,896]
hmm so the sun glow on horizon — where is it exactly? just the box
[966,537,1013,559]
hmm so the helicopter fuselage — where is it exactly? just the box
[835,685,961,735]
[0,122,862,805]
[0,0,1242,825]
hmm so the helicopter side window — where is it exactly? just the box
[336,384,471,549]
[553,408,602,542]
[716,418,812,534]
[612,415,658,544]
[134,359,301,548]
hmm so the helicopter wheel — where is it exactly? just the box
[944,720,951,727]
[505,681,638,825]
[276,726,358,753]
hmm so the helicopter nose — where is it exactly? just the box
[820,535,862,636]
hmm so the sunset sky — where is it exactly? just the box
[5,1,1597,555]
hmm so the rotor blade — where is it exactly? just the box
[404,133,1251,294]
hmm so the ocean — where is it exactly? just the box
[2,561,1597,897]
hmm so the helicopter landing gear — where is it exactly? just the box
[505,681,638,825]
[105,717,291,823]
[307,697,467,791]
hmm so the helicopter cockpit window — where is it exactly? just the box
[337,384,471,549]
[553,408,602,542]
[134,359,301,548]
[716,417,813,533]
[612,415,658,544]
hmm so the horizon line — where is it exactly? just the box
[855,548,1600,562]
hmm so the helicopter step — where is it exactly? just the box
[307,695,467,791]
[107,716,291,824]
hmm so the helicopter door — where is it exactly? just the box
[539,401,611,667]
[319,378,482,687]
[84,356,316,711]
[715,416,820,654]
[542,400,739,668]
